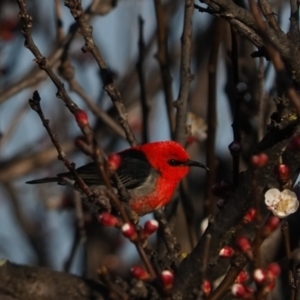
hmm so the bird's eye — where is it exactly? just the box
[168,159,181,166]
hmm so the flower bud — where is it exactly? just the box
[130,266,150,280]
[261,216,280,237]
[219,246,234,258]
[243,208,256,223]
[229,141,241,156]
[236,236,253,260]
[231,283,249,298]
[108,154,121,172]
[251,153,269,168]
[253,268,267,284]
[142,220,159,238]
[99,212,121,227]
[160,270,174,290]
[274,164,290,183]
[121,223,137,241]
[267,263,281,279]
[235,270,248,283]
[75,110,89,126]
[202,280,211,296]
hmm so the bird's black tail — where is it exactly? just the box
[26,177,59,184]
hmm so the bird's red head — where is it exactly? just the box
[135,141,206,183]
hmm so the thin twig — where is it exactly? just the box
[155,209,181,267]
[249,0,300,115]
[230,26,241,187]
[282,221,296,300]
[257,0,281,32]
[199,234,212,298]
[0,100,28,150]
[289,0,299,37]
[58,59,126,138]
[257,58,265,141]
[136,16,150,144]
[28,91,109,210]
[65,0,137,147]
[174,0,194,145]
[54,0,64,43]
[204,19,222,217]
[154,0,175,136]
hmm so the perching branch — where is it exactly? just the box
[174,0,194,145]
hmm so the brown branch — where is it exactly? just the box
[16,0,81,115]
[174,0,194,145]
[54,0,64,43]
[136,16,150,144]
[282,221,296,300]
[64,0,137,147]
[0,260,108,300]
[249,0,300,115]
[0,0,94,105]
[288,0,299,37]
[58,58,126,138]
[154,0,175,136]
[173,108,300,298]
[154,209,181,267]
[0,140,75,182]
[257,58,265,141]
[257,0,281,32]
[0,100,28,150]
[28,91,109,211]
[204,19,222,217]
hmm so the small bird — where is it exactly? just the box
[26,141,208,215]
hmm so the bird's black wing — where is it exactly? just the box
[115,149,152,189]
[57,149,152,190]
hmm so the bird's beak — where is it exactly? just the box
[185,159,209,171]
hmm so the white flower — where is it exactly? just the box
[264,188,299,218]
[186,112,207,142]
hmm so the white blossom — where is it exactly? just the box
[186,112,207,142]
[264,188,299,218]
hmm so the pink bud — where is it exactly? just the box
[236,236,253,260]
[235,270,248,283]
[261,216,280,237]
[202,280,211,296]
[219,246,234,258]
[231,283,247,297]
[75,110,88,126]
[160,270,174,290]
[229,141,241,156]
[267,263,281,279]
[251,153,269,168]
[274,164,290,183]
[121,223,137,241]
[253,268,267,284]
[142,220,159,238]
[108,154,121,172]
[243,208,256,223]
[130,266,150,280]
[99,213,120,227]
